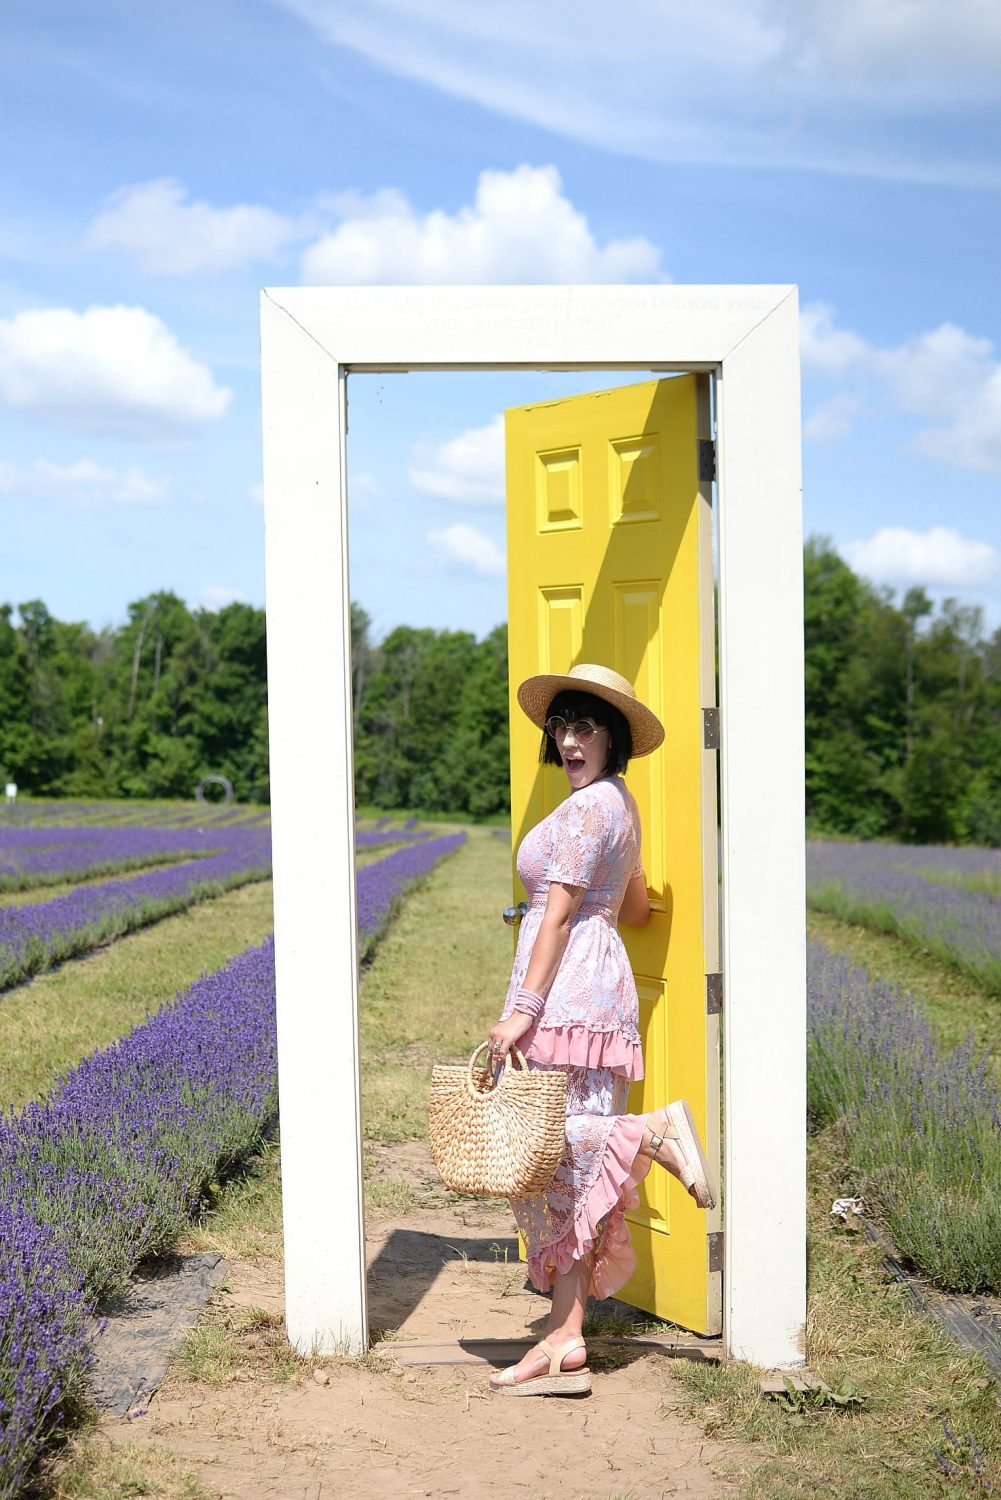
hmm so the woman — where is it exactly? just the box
[488,663,717,1398]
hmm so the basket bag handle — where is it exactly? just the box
[466,1040,528,1097]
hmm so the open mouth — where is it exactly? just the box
[563,753,586,771]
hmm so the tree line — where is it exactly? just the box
[0,594,269,803]
[804,536,1001,844]
[3,540,1001,842]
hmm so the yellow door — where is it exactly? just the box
[505,376,721,1335]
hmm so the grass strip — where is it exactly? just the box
[806,908,1001,1071]
[915,866,1001,899]
[0,850,209,895]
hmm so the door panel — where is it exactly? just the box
[505,376,721,1335]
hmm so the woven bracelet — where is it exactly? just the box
[512,987,546,1019]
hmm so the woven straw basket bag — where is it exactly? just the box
[429,1043,567,1197]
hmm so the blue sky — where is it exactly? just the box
[2,0,1000,642]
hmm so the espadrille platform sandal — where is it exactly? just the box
[647,1099,717,1210]
[489,1337,591,1397]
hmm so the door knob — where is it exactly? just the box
[502,901,529,926]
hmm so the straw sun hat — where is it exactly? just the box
[517,663,665,758]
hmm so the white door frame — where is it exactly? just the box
[260,284,806,1369]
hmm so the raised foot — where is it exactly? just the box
[643,1100,717,1210]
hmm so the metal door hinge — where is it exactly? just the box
[708,1230,724,1274]
[703,706,720,749]
[698,438,716,485]
[706,972,723,1015]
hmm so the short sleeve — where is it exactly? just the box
[546,789,610,889]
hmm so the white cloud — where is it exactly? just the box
[800,303,872,377]
[801,303,1001,474]
[0,456,168,507]
[86,179,305,275]
[301,165,664,284]
[877,324,1001,474]
[428,522,505,577]
[843,526,1001,590]
[274,0,1001,184]
[409,415,504,504]
[0,305,231,440]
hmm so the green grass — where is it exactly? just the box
[355,802,510,828]
[2,797,269,829]
[181,1131,285,1262]
[0,879,274,1108]
[357,824,514,1143]
[172,1305,305,1387]
[45,1439,213,1500]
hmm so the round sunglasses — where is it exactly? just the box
[544,715,606,744]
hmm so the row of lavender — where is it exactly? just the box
[807,940,1000,1293]
[0,819,428,890]
[0,830,466,1499]
[807,840,1001,994]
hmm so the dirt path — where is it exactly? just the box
[101,1145,760,1499]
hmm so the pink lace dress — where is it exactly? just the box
[498,776,652,1298]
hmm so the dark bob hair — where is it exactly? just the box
[539,689,633,776]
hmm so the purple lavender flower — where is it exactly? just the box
[0,1206,92,1500]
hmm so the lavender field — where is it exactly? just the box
[807,838,1001,993]
[0,804,467,1498]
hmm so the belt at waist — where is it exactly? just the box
[528,890,616,923]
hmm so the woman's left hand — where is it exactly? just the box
[488,1011,534,1064]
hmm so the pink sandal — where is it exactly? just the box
[489,1337,591,1397]
[647,1100,717,1210]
